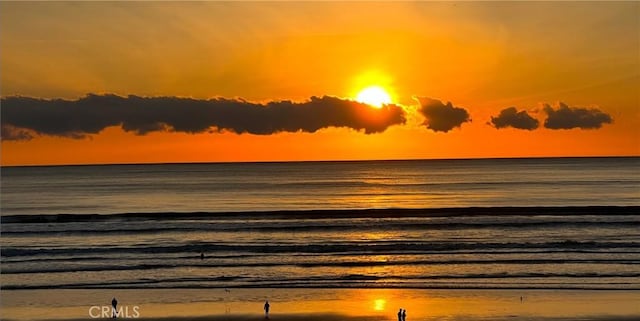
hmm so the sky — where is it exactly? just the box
[1,1,639,166]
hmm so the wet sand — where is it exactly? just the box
[2,288,639,321]
[25,314,639,321]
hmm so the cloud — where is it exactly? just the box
[1,124,34,141]
[1,94,406,141]
[490,107,539,130]
[543,102,612,130]
[416,97,471,132]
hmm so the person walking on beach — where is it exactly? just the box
[264,300,270,319]
[111,297,118,318]
[402,309,407,321]
[397,308,403,321]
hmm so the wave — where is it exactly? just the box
[3,258,639,274]
[264,179,640,189]
[2,206,639,223]
[2,241,638,257]
[3,203,638,292]
[2,220,639,236]
[1,253,257,263]
[4,272,639,290]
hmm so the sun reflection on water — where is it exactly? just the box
[373,298,386,311]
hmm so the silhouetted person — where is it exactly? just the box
[397,308,403,321]
[402,309,406,321]
[111,297,118,318]
[264,300,270,319]
[201,252,204,260]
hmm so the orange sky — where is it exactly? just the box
[1,2,638,166]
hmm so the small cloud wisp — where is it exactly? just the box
[416,97,471,132]
[490,107,539,130]
[543,102,612,130]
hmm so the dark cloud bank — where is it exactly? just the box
[0,94,614,141]
[1,94,406,141]
[416,97,471,132]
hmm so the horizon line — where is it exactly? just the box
[2,155,638,169]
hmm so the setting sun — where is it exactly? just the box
[356,86,392,108]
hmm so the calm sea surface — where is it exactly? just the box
[1,157,639,290]
[2,157,639,214]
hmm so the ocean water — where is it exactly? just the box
[1,157,639,291]
[2,157,639,214]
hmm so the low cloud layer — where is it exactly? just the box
[490,107,539,130]
[1,94,406,141]
[416,97,471,132]
[543,102,612,130]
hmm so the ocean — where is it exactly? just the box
[1,157,639,291]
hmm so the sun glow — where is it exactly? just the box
[356,86,392,108]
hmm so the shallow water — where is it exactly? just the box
[2,207,639,290]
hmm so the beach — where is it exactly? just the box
[2,288,639,321]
